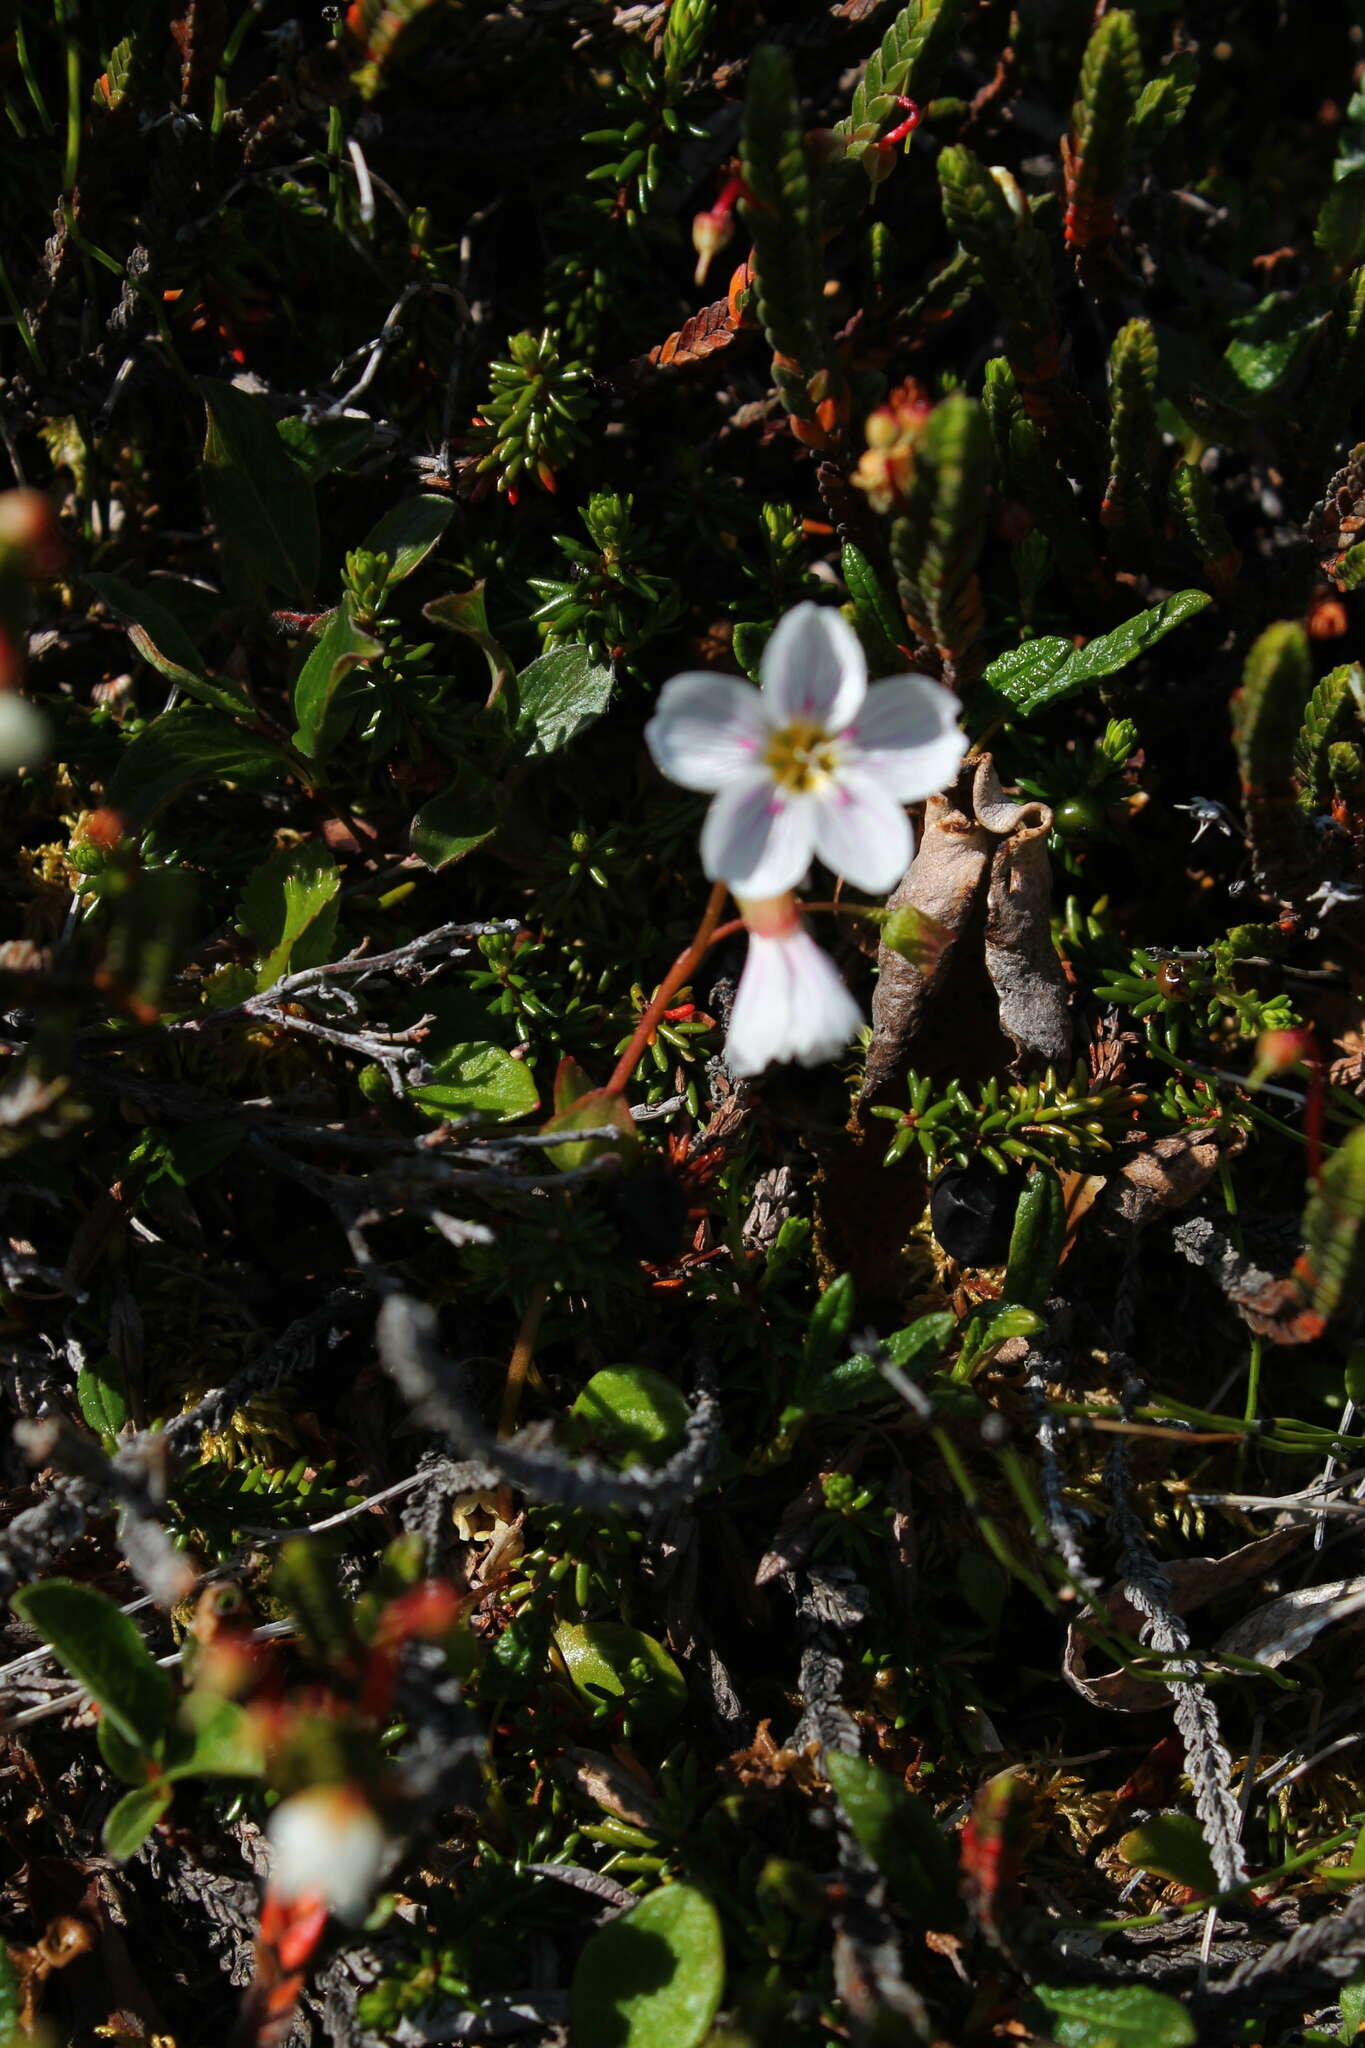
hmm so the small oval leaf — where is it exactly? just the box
[571,1367,691,1466]
[554,1620,687,1726]
[1033,1981,1195,2048]
[103,1779,174,1860]
[569,1883,724,2048]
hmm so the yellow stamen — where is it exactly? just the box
[765,718,840,794]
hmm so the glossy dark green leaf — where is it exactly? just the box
[572,1366,692,1465]
[826,1750,958,1925]
[108,713,293,819]
[290,596,384,759]
[570,1885,724,2048]
[409,766,501,870]
[13,1579,171,1751]
[238,839,340,989]
[76,1355,127,1440]
[199,378,319,600]
[1032,1982,1195,2048]
[361,494,454,586]
[554,1620,687,1725]
[980,592,1210,716]
[515,645,614,757]
[102,1779,174,1860]
[410,1040,541,1121]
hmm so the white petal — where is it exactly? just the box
[843,674,967,801]
[726,925,862,1077]
[268,1787,386,1923]
[645,671,769,792]
[700,772,816,896]
[810,769,913,893]
[760,602,866,731]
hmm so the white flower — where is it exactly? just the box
[725,895,863,1078]
[0,692,49,774]
[645,601,965,898]
[267,1785,387,1924]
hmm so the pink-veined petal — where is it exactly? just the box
[700,772,816,896]
[760,602,867,731]
[644,671,769,792]
[810,768,913,892]
[843,673,967,801]
[725,924,862,1077]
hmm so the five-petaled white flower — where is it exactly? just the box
[645,601,965,898]
[725,895,863,1078]
[267,1784,387,1924]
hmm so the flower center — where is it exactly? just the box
[765,717,840,794]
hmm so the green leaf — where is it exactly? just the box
[802,1272,857,1376]
[409,765,501,870]
[1319,178,1365,277]
[410,1040,540,1121]
[570,1884,724,2048]
[13,1579,172,1751]
[290,596,384,759]
[76,1355,127,1440]
[103,1779,174,1860]
[825,1750,958,1925]
[515,644,614,757]
[272,1539,354,1665]
[360,494,454,586]
[979,591,1210,717]
[1132,52,1198,148]
[571,1367,692,1466]
[108,712,293,819]
[1003,1164,1065,1313]
[1224,289,1332,396]
[554,1620,687,1726]
[87,572,254,722]
[0,1935,20,2041]
[953,1301,1045,1381]
[841,543,904,673]
[277,413,373,483]
[539,1084,639,1171]
[171,1692,265,1778]
[885,1311,956,1372]
[238,839,340,989]
[423,583,514,700]
[98,1710,153,1783]
[1119,1810,1218,1895]
[1339,1966,1365,2042]
[199,378,320,600]
[1032,1982,1195,2048]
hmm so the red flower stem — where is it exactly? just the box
[1304,1044,1325,1187]
[606,881,729,1097]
